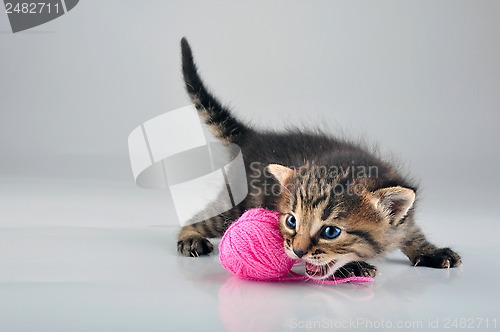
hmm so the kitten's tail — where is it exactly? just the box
[181,37,251,145]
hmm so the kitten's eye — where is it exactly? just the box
[285,214,296,230]
[321,226,341,239]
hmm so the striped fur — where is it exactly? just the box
[176,39,461,278]
[181,38,250,145]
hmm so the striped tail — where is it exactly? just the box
[181,37,251,145]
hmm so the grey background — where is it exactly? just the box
[0,0,499,244]
[2,1,499,215]
[1,1,500,331]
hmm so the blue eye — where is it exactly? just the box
[321,226,341,239]
[285,214,296,229]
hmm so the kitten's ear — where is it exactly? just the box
[371,186,416,224]
[266,164,294,186]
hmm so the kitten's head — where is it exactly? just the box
[266,163,415,279]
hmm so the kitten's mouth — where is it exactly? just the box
[305,260,337,279]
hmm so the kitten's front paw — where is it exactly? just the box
[334,261,377,278]
[413,247,462,268]
[177,236,214,257]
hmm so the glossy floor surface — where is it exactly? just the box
[1,178,498,332]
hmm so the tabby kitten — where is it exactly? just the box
[176,38,462,279]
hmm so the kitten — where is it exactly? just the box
[176,38,462,279]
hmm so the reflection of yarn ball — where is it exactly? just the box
[219,208,297,280]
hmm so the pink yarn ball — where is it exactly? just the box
[219,208,297,280]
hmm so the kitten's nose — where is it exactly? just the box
[293,248,305,258]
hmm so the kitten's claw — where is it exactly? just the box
[413,247,462,268]
[334,261,377,278]
[177,236,214,257]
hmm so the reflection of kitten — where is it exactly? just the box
[177,38,461,279]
